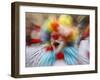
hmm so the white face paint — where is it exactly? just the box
[58,25,72,37]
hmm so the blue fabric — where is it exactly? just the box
[38,51,56,66]
[63,47,79,65]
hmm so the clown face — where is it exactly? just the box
[50,32,65,54]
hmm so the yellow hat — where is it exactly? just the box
[59,15,73,27]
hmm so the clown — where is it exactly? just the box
[26,14,89,67]
[39,14,81,66]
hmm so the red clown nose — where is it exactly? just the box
[51,33,60,40]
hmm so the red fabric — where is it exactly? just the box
[31,39,42,43]
[46,46,53,51]
[56,52,64,60]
